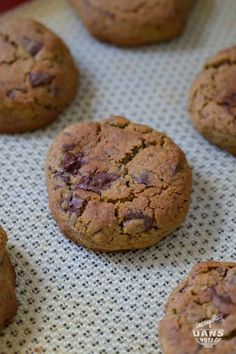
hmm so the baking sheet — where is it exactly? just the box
[0,0,236,353]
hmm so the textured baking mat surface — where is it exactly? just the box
[0,0,236,353]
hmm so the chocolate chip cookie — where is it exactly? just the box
[189,47,236,156]
[46,116,192,251]
[159,261,236,354]
[0,226,17,328]
[69,0,194,47]
[0,18,79,133]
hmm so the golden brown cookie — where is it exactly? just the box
[189,47,236,156]
[0,18,79,133]
[0,226,17,328]
[159,261,236,354]
[69,0,194,47]
[45,116,192,251]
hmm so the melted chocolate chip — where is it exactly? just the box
[29,72,54,87]
[76,173,119,194]
[62,152,82,173]
[22,36,43,56]
[134,171,150,185]
[69,196,85,216]
[124,210,153,231]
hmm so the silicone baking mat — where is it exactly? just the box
[0,0,236,353]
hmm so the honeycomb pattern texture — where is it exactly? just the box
[0,0,236,353]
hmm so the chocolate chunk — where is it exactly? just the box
[211,287,233,306]
[62,152,82,173]
[90,173,119,192]
[124,210,153,231]
[172,162,182,176]
[29,72,54,87]
[76,176,91,191]
[134,171,150,185]
[69,196,85,216]
[76,173,119,193]
[62,144,76,153]
[22,36,43,56]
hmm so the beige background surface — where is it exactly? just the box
[0,0,236,353]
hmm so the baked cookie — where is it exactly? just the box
[69,0,194,47]
[159,261,236,354]
[0,226,17,328]
[0,18,79,133]
[189,47,236,156]
[46,116,192,251]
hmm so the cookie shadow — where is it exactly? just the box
[0,245,43,354]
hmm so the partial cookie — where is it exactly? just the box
[69,0,193,47]
[0,226,17,328]
[189,46,236,156]
[45,116,192,251]
[0,18,79,133]
[159,261,236,354]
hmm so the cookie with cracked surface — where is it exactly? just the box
[0,17,78,133]
[159,261,236,354]
[69,0,194,47]
[189,46,236,156]
[45,116,192,251]
[0,226,17,328]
